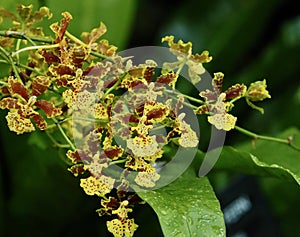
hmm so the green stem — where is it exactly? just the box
[110,159,127,165]
[15,39,22,62]
[65,31,86,47]
[0,30,53,44]
[230,95,244,104]
[11,43,60,57]
[17,62,45,76]
[0,30,108,60]
[234,125,300,151]
[60,116,109,125]
[167,94,198,110]
[165,89,205,104]
[0,46,22,81]
[103,72,127,97]
[45,130,71,148]
[90,50,110,60]
[0,50,9,62]
[173,57,188,89]
[0,59,45,76]
[22,34,37,46]
[234,125,289,144]
[65,31,109,60]
[52,118,76,150]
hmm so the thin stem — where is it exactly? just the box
[0,46,22,81]
[22,34,37,46]
[110,159,127,165]
[0,50,10,62]
[90,50,110,60]
[45,131,71,148]
[151,124,169,131]
[103,73,127,97]
[15,24,26,62]
[234,125,300,151]
[167,94,198,110]
[17,62,45,76]
[65,31,87,48]
[65,31,109,60]
[0,59,45,76]
[15,39,22,62]
[52,118,76,150]
[0,30,108,60]
[173,57,187,90]
[165,89,205,105]
[59,116,109,125]
[0,30,53,44]
[230,95,244,104]
[235,125,288,143]
[11,43,60,57]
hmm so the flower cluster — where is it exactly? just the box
[0,5,271,237]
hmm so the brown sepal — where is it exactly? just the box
[31,76,51,96]
[225,84,247,100]
[156,73,177,85]
[39,49,60,64]
[103,147,123,159]
[8,78,29,101]
[35,100,62,118]
[69,164,85,177]
[144,67,155,82]
[31,113,47,130]
[0,97,21,109]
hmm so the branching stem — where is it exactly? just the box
[0,46,22,81]
[165,89,205,105]
[52,118,76,150]
[11,43,60,57]
[234,125,300,151]
[103,72,127,97]
[0,30,53,43]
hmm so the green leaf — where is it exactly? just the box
[138,159,226,237]
[204,127,300,185]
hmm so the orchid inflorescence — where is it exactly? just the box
[0,5,271,236]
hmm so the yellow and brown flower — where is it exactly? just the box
[0,77,61,134]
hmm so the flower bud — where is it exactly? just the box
[246,79,271,102]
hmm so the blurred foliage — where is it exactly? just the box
[1,0,300,236]
[0,0,137,49]
[46,0,137,49]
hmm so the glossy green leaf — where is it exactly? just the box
[138,161,226,237]
[203,127,300,185]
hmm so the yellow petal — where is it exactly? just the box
[134,171,160,188]
[6,111,35,134]
[208,113,237,131]
[107,218,138,237]
[80,175,114,197]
